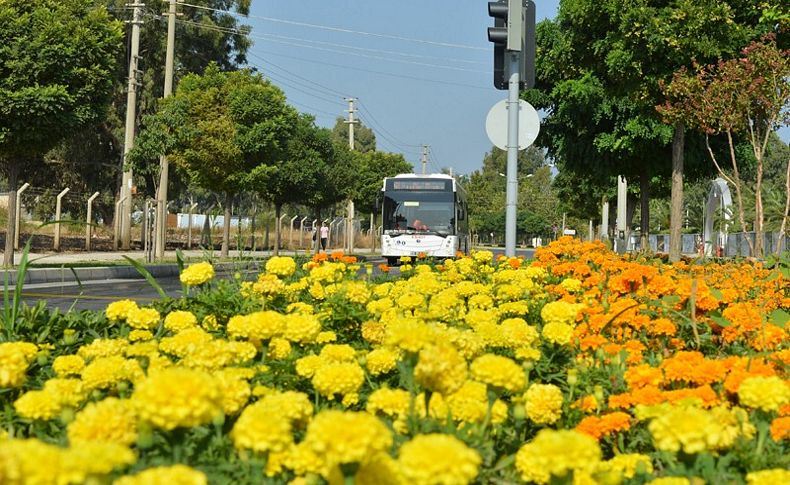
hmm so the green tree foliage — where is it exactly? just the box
[530,0,768,259]
[351,151,413,215]
[660,36,790,257]
[332,117,377,153]
[0,0,123,265]
[129,64,297,256]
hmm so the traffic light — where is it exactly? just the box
[487,0,536,90]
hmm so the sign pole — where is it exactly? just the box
[505,52,520,257]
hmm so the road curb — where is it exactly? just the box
[2,262,260,286]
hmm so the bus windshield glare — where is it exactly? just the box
[382,190,454,236]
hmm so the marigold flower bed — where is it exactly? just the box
[1,237,788,484]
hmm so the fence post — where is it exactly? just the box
[289,215,298,250]
[86,192,100,251]
[187,202,197,250]
[53,187,70,251]
[14,182,30,250]
[299,216,308,248]
[328,219,335,248]
[114,196,128,250]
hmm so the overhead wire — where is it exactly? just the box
[154,11,489,90]
[356,100,422,150]
[171,17,487,74]
[178,2,488,52]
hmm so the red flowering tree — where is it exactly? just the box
[659,36,790,257]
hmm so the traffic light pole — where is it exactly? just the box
[505,52,520,257]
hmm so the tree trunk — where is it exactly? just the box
[754,148,764,258]
[274,203,281,256]
[640,169,650,251]
[669,122,685,262]
[777,156,790,256]
[3,161,20,267]
[221,192,231,257]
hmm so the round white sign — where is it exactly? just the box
[485,99,540,151]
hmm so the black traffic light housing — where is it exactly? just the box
[487,0,536,91]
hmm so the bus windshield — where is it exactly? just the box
[382,191,455,236]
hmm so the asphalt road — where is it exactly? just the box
[21,247,535,312]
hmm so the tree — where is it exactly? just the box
[351,151,413,215]
[129,64,297,257]
[530,0,767,260]
[332,117,376,153]
[660,36,790,257]
[0,0,122,265]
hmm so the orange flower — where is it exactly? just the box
[770,416,790,441]
[341,256,358,264]
[312,253,328,263]
[750,324,786,351]
[624,364,663,390]
[508,257,521,269]
[647,318,677,337]
[572,395,599,413]
[576,412,631,440]
[378,264,390,274]
[663,385,719,408]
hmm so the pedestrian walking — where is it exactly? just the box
[320,222,329,251]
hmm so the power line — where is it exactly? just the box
[357,100,423,150]
[161,15,491,90]
[356,114,420,156]
[246,51,347,101]
[248,53,350,99]
[171,17,487,74]
[178,2,488,52]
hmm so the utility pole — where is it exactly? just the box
[421,145,429,175]
[616,175,628,254]
[155,0,177,260]
[345,98,358,253]
[120,1,144,250]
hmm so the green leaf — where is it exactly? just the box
[661,295,681,306]
[709,288,724,300]
[708,310,731,328]
[122,256,168,299]
[768,309,790,328]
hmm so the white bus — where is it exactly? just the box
[379,173,469,265]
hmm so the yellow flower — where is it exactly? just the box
[746,469,790,485]
[0,342,40,388]
[52,355,85,377]
[81,356,143,391]
[128,329,153,342]
[541,321,574,345]
[114,465,207,485]
[647,479,691,485]
[472,250,493,264]
[125,307,160,330]
[515,429,601,484]
[14,390,62,420]
[367,388,411,418]
[180,261,215,286]
[560,278,583,293]
[443,381,507,425]
[77,338,129,360]
[214,370,252,415]
[738,376,790,412]
[299,410,393,474]
[540,301,581,326]
[414,343,467,395]
[648,405,721,454]
[266,256,297,277]
[131,368,222,430]
[268,337,292,360]
[227,311,285,345]
[164,310,198,332]
[397,434,481,485]
[398,292,424,311]
[385,318,435,353]
[524,383,564,425]
[283,313,322,343]
[470,354,525,393]
[600,453,653,479]
[105,299,138,321]
[230,401,294,453]
[365,348,400,376]
[311,362,364,401]
[67,398,137,446]
[316,331,337,344]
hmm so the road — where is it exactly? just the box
[20,247,535,312]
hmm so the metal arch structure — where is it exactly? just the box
[703,177,733,257]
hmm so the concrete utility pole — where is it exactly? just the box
[421,145,429,175]
[155,0,178,259]
[601,200,609,240]
[120,2,145,250]
[345,98,358,253]
[504,49,520,257]
[616,175,628,254]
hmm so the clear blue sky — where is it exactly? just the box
[244,1,787,175]
[244,1,561,175]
